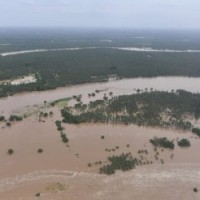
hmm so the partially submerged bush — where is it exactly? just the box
[150,137,174,149]
[9,115,23,121]
[43,112,48,118]
[99,153,137,175]
[35,193,40,197]
[0,116,5,121]
[61,109,82,124]
[192,128,200,137]
[55,120,64,131]
[178,138,191,147]
[37,148,43,153]
[7,148,14,155]
[193,188,198,193]
[6,122,11,127]
[61,132,69,143]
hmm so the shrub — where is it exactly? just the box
[88,163,92,167]
[193,188,198,193]
[55,120,64,131]
[61,132,69,143]
[37,148,43,153]
[192,128,200,137]
[61,109,82,124]
[43,113,48,118]
[178,138,191,147]
[0,116,5,121]
[9,115,23,121]
[50,102,55,107]
[109,92,113,96]
[150,137,174,149]
[35,193,40,197]
[6,122,11,127]
[8,148,14,155]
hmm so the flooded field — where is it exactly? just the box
[0,165,200,200]
[1,76,200,116]
[0,112,200,199]
[0,77,200,199]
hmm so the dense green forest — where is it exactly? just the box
[1,49,200,97]
[61,90,200,130]
[1,29,200,97]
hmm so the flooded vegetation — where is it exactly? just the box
[0,29,200,199]
[99,153,137,175]
[60,90,200,131]
[0,84,200,199]
[2,77,200,117]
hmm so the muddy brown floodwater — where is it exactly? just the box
[1,77,200,116]
[0,110,200,200]
[0,77,200,199]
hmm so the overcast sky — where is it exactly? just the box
[0,0,200,29]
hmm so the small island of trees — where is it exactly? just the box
[150,137,175,149]
[99,153,137,175]
[59,90,200,132]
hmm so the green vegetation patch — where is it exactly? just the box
[55,120,64,131]
[192,128,200,137]
[37,148,44,153]
[60,90,198,130]
[150,137,175,149]
[9,115,23,121]
[2,45,200,97]
[7,148,14,155]
[0,116,5,121]
[61,109,82,124]
[99,153,137,175]
[178,138,191,147]
[60,132,69,143]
